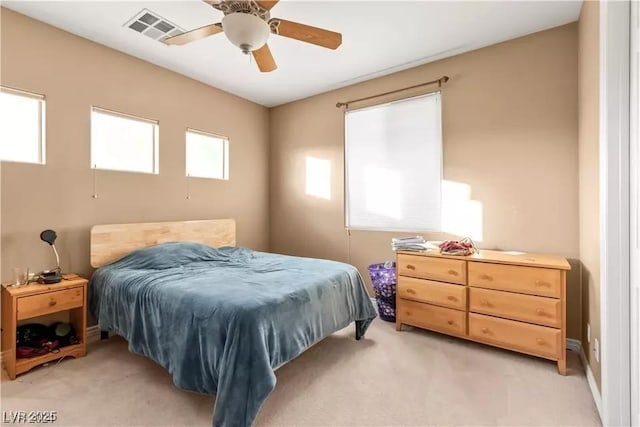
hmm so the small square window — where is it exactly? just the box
[0,87,46,164]
[129,21,148,33]
[186,129,229,180]
[91,107,159,174]
[139,13,159,25]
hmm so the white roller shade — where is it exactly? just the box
[345,92,442,231]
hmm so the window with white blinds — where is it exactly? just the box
[0,87,46,164]
[186,129,229,180]
[91,107,159,174]
[345,92,442,231]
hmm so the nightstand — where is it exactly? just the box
[1,275,88,379]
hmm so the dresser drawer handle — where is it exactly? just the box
[406,288,416,295]
[447,296,457,301]
[447,320,454,326]
[536,338,545,346]
[480,274,492,281]
[406,264,416,270]
[481,327,490,334]
[536,308,546,316]
[48,300,57,307]
[447,269,458,276]
[535,280,550,287]
[480,299,492,307]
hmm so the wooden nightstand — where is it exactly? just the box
[1,275,88,379]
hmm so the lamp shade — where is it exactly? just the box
[222,12,270,54]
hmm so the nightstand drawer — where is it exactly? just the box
[397,276,466,310]
[17,287,84,320]
[397,254,466,284]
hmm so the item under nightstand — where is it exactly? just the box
[1,275,88,379]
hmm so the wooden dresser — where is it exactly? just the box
[395,250,570,374]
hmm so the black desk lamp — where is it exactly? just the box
[40,229,62,284]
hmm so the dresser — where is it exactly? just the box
[395,250,570,374]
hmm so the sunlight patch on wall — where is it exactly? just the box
[305,156,331,200]
[441,180,483,241]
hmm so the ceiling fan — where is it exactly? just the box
[162,0,342,73]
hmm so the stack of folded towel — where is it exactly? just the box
[391,236,430,252]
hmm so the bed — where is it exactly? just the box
[88,219,377,427]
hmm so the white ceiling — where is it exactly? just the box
[3,0,582,107]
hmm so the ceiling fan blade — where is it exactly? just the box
[269,18,342,50]
[252,44,277,72]
[163,23,223,46]
[256,0,279,11]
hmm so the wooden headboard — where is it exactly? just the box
[90,219,236,268]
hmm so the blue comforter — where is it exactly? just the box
[89,243,376,427]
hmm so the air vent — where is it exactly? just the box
[124,9,185,42]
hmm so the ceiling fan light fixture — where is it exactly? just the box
[222,12,270,54]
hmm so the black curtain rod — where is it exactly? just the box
[336,75,450,108]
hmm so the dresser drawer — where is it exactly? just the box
[397,276,466,310]
[397,254,466,284]
[397,299,466,335]
[467,262,561,298]
[469,287,560,327]
[17,287,84,320]
[468,313,561,359]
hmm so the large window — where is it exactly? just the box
[185,129,229,180]
[345,92,442,231]
[91,107,159,174]
[0,87,46,164]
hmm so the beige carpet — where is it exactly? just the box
[1,320,601,426]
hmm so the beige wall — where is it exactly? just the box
[270,24,582,339]
[0,8,270,281]
[578,0,601,389]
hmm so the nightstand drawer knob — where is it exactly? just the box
[480,274,492,281]
[447,320,454,325]
[406,288,416,295]
[447,296,457,301]
[406,264,416,270]
[48,300,57,307]
[447,269,458,276]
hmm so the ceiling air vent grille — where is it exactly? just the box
[124,9,185,42]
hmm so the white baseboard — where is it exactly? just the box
[567,338,603,420]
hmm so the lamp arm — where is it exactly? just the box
[51,244,60,271]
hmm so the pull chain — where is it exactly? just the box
[91,165,98,199]
[186,174,191,200]
[347,229,352,264]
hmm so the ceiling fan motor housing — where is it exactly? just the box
[222,12,270,54]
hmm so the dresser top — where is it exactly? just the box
[396,249,571,270]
